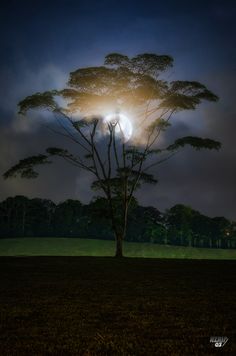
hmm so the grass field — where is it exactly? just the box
[0,237,236,259]
[0,256,235,355]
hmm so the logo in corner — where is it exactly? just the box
[210,336,228,347]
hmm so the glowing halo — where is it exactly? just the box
[104,112,133,142]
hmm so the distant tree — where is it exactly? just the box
[190,213,208,247]
[190,213,230,248]
[53,199,83,236]
[0,196,29,236]
[3,53,221,256]
[166,204,198,246]
[210,217,231,248]
[229,222,236,248]
[127,205,162,242]
[145,223,167,244]
[28,198,56,236]
[0,196,55,237]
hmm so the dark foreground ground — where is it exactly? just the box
[0,257,235,355]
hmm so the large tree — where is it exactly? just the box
[3,53,221,257]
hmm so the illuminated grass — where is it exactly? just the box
[0,237,236,259]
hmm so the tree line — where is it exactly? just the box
[0,195,235,249]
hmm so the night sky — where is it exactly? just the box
[0,0,236,219]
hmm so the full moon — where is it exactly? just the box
[104,112,133,142]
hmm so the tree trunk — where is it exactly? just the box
[164,233,167,245]
[115,234,123,258]
[188,236,192,247]
[22,205,26,236]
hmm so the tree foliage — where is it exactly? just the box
[3,155,52,179]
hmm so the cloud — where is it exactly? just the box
[0,64,67,112]
[0,0,235,221]
[1,66,235,220]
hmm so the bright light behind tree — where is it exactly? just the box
[104,112,133,142]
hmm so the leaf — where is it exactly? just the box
[167,136,221,151]
[170,81,219,102]
[194,89,219,102]
[125,148,145,157]
[146,149,163,155]
[3,154,51,179]
[160,93,200,110]
[73,119,89,129]
[104,53,130,67]
[160,81,219,111]
[170,81,207,93]
[130,53,173,75]
[130,170,158,184]
[117,167,132,176]
[46,147,80,164]
[147,118,171,132]
[57,88,80,99]
[18,91,58,115]
[46,147,71,156]
[68,66,116,90]
[84,153,93,159]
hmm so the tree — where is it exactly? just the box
[3,52,221,257]
[210,216,231,248]
[166,204,200,246]
[0,196,28,237]
[52,199,83,237]
[0,196,55,237]
[166,204,188,246]
[27,198,56,237]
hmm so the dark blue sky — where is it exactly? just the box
[0,0,236,219]
[1,1,235,74]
